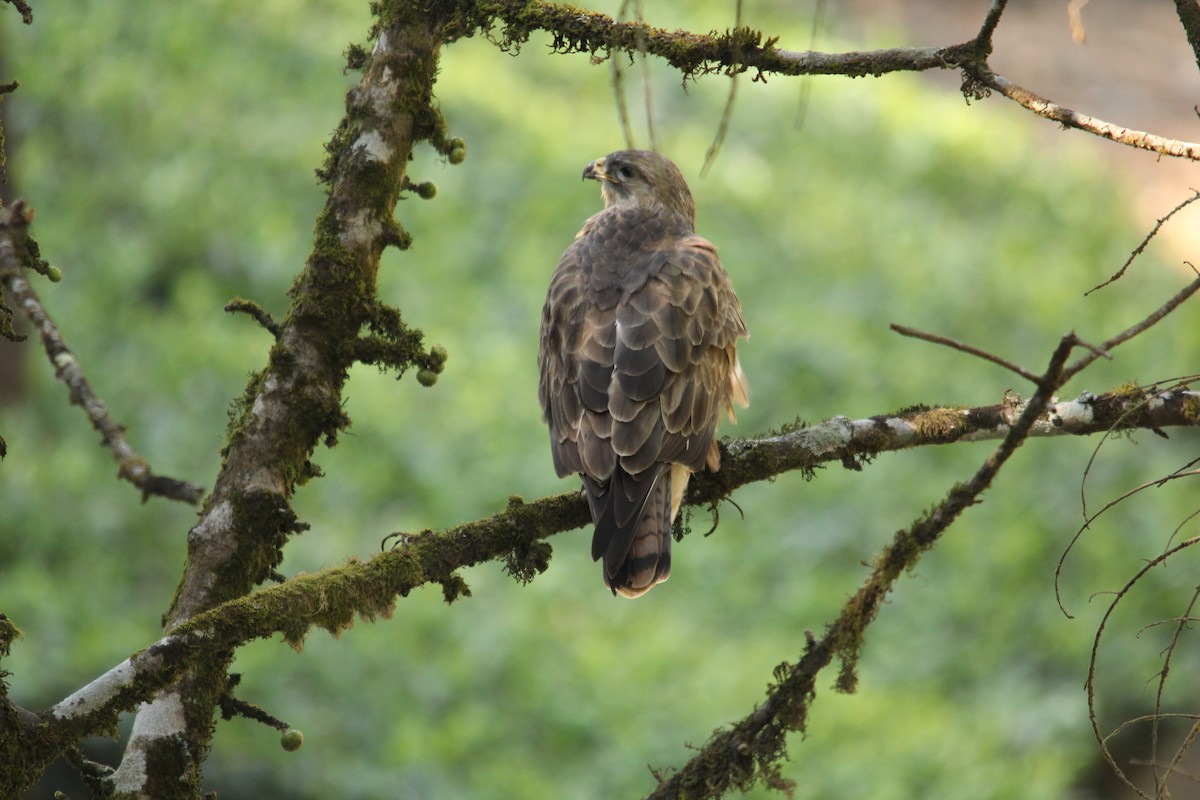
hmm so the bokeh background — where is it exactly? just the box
[3,1,1200,797]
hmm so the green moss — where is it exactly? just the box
[909,406,966,443]
[0,615,21,661]
[1181,391,1200,422]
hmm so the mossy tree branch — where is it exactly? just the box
[104,5,456,796]
[455,0,973,79]
[462,0,1200,162]
[5,378,1195,799]
[5,0,1200,796]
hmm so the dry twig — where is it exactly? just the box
[0,202,204,504]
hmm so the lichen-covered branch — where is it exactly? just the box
[0,202,204,505]
[960,63,1200,161]
[108,5,453,795]
[472,0,1200,164]
[689,385,1199,510]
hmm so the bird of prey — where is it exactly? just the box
[538,150,749,598]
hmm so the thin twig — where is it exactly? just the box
[224,297,281,338]
[700,0,742,177]
[612,0,637,150]
[1087,535,1200,799]
[611,53,635,150]
[1063,275,1200,383]
[633,0,657,153]
[890,323,1041,383]
[1056,378,1200,617]
[1057,467,1200,616]
[1086,189,1200,295]
[0,202,204,504]
[1151,587,1200,797]
[792,0,826,129]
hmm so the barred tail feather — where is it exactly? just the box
[584,467,674,598]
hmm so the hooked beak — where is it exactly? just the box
[582,158,606,182]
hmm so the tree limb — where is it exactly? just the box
[108,8,451,795]
[645,333,1084,798]
[9,380,1193,794]
[8,1,1200,795]
[961,63,1200,162]
[468,0,971,78]
[476,1,1200,164]
[0,202,204,505]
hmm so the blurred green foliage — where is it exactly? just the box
[3,2,1199,798]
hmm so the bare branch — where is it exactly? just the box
[1151,587,1200,796]
[1087,190,1200,295]
[791,0,826,128]
[1063,275,1200,383]
[890,322,1042,383]
[1057,462,1200,618]
[0,202,204,505]
[1087,534,1200,798]
[964,63,1200,161]
[1174,0,1200,74]
[700,0,743,177]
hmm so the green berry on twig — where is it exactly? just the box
[281,729,304,752]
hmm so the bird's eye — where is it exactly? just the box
[616,164,635,180]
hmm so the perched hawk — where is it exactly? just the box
[538,150,749,598]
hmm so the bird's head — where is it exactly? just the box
[583,150,696,228]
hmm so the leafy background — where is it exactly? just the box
[2,1,1199,797]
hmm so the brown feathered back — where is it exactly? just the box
[538,151,748,597]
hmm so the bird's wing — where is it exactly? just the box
[538,221,748,592]
[609,234,748,474]
[538,232,618,483]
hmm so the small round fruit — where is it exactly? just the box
[280,729,304,752]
